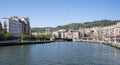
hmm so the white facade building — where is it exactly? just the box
[2,18,22,36]
[20,17,30,34]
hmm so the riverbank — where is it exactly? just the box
[77,40,120,49]
[0,40,53,46]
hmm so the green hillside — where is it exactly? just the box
[31,20,120,32]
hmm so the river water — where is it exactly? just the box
[0,42,120,65]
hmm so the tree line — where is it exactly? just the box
[0,32,13,40]
[17,34,52,40]
[0,31,52,41]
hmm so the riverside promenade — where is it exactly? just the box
[74,39,120,49]
[0,40,52,46]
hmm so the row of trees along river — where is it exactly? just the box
[0,31,52,41]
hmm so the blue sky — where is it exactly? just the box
[0,0,120,27]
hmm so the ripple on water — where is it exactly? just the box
[0,42,120,65]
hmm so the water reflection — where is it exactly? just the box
[0,45,31,65]
[0,42,120,65]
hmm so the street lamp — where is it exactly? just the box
[114,29,117,44]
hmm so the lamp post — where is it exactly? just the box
[22,34,23,42]
[114,29,117,44]
[21,31,23,42]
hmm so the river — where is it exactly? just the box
[0,42,120,65]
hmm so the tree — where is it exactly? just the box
[45,34,52,39]
[35,34,52,40]
[0,32,4,40]
[30,35,36,40]
[5,33,13,40]
[17,35,21,39]
[36,35,45,40]
[22,34,30,40]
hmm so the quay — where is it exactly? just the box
[0,40,53,46]
[74,39,120,49]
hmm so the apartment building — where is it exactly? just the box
[52,29,66,38]
[64,31,80,39]
[2,16,31,36]
[2,18,22,36]
[32,28,53,36]
[82,22,120,40]
[52,29,80,39]
[20,17,30,34]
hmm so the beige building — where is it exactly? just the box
[32,29,53,36]
[83,22,120,40]
[52,29,80,39]
[52,29,66,38]
[95,23,120,39]
[64,32,73,39]
[72,31,80,39]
